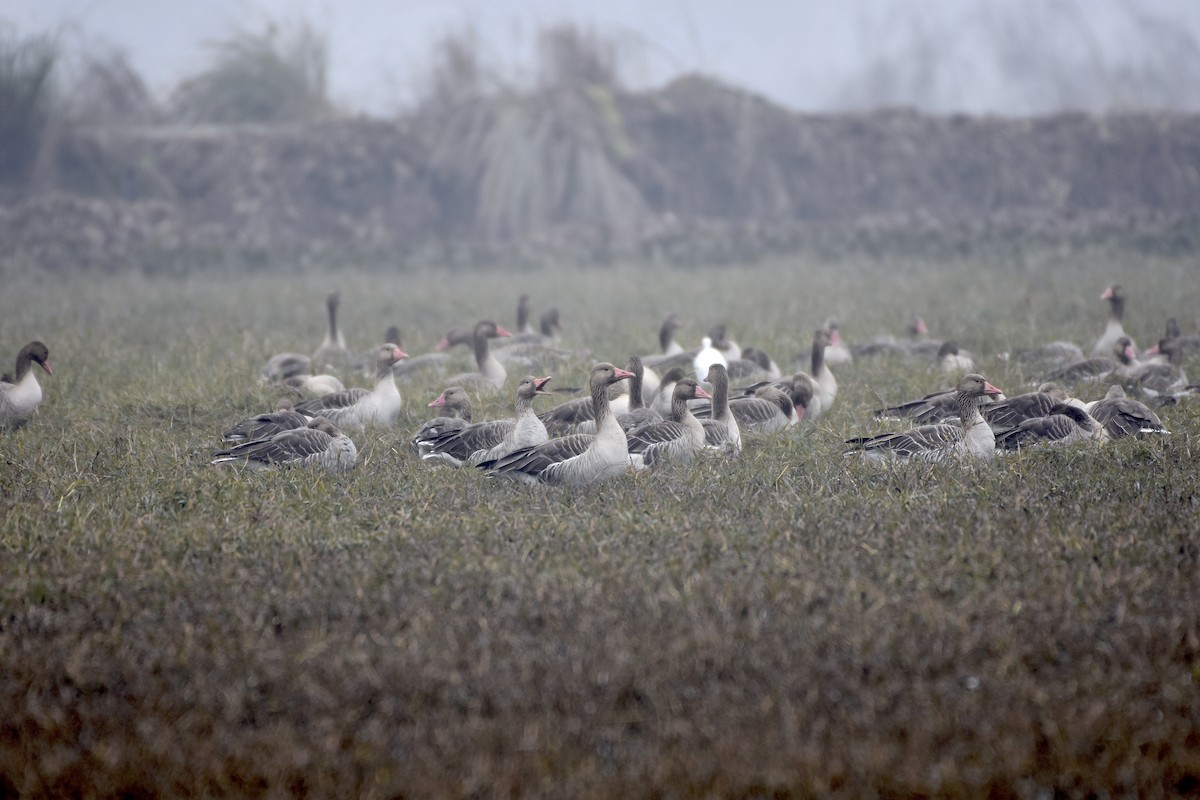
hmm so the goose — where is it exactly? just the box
[1085,385,1170,438]
[1,341,52,431]
[693,336,727,383]
[368,326,450,380]
[410,386,473,457]
[792,329,835,418]
[465,376,553,466]
[539,376,630,437]
[708,323,742,362]
[212,417,357,473]
[1093,285,1136,356]
[294,344,406,429]
[697,363,741,452]
[642,314,685,363]
[725,346,781,381]
[724,385,795,434]
[280,373,346,397]
[478,362,634,486]
[845,374,1004,463]
[627,378,711,470]
[418,406,523,467]
[875,378,1009,425]
[850,316,933,359]
[938,340,975,375]
[617,355,663,433]
[447,320,512,393]
[650,367,687,418]
[312,291,354,372]
[994,404,1107,451]
[982,385,1083,430]
[1042,336,1137,385]
[515,294,535,335]
[823,319,853,365]
[1119,337,1189,400]
[260,352,312,382]
[1010,340,1085,369]
[222,398,312,443]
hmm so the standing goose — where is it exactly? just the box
[697,364,741,452]
[212,417,357,473]
[844,374,1004,462]
[222,398,312,443]
[410,386,473,457]
[312,291,354,372]
[479,363,634,486]
[466,376,553,466]
[1093,285,1136,356]
[1,341,52,431]
[994,404,1107,451]
[447,320,512,393]
[1085,385,1170,438]
[626,378,711,470]
[295,344,406,429]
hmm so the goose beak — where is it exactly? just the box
[393,347,408,360]
[40,360,52,376]
[613,367,635,380]
[1124,345,1137,361]
[1100,287,1114,300]
[428,393,447,408]
[434,336,450,351]
[534,376,553,394]
[694,386,712,400]
[1144,343,1161,356]
[495,325,513,338]
[983,381,1003,396]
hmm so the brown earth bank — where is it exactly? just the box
[4,75,1200,271]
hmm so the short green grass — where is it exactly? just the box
[2,248,1199,797]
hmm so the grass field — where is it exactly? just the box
[2,248,1199,797]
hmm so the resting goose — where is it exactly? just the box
[994,404,1107,451]
[1093,285,1136,356]
[479,362,634,486]
[642,314,685,363]
[212,417,357,473]
[295,344,406,429]
[627,378,711,470]
[617,355,662,433]
[222,398,312,443]
[312,291,354,372]
[447,320,512,393]
[850,316,934,359]
[845,374,1004,463]
[280,373,346,397]
[410,386,473,457]
[1085,385,1170,438]
[1042,336,1137,385]
[693,336,728,383]
[466,376,553,466]
[697,364,741,452]
[1119,337,1189,400]
[823,319,853,365]
[938,340,975,375]
[1011,340,1085,369]
[725,346,781,381]
[1,341,52,431]
[982,385,1083,429]
[539,371,630,437]
[725,385,795,434]
[260,352,312,382]
[708,323,742,362]
[791,330,835,419]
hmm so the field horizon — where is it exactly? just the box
[2,248,1199,797]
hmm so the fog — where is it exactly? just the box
[6,0,1200,115]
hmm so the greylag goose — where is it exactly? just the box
[982,384,1083,429]
[260,352,312,382]
[410,386,473,457]
[642,314,685,363]
[725,385,795,434]
[539,370,630,437]
[1085,385,1169,438]
[479,362,634,486]
[617,355,663,433]
[222,398,312,443]
[212,417,357,473]
[627,378,711,470]
[1093,285,1136,356]
[725,346,781,381]
[994,404,1107,451]
[295,344,406,429]
[280,373,346,397]
[650,367,687,418]
[790,329,835,419]
[693,336,728,383]
[708,323,742,361]
[1119,337,1189,400]
[1010,340,1085,369]
[844,374,1004,463]
[823,319,853,365]
[447,320,512,393]
[312,291,354,372]
[466,375,552,466]
[1042,336,1137,385]
[697,364,741,452]
[938,340,975,374]
[1,341,52,431]
[875,379,1007,425]
[850,316,935,359]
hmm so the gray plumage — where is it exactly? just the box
[212,417,357,472]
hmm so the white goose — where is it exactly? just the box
[693,336,727,383]
[845,374,1004,463]
[627,378,711,470]
[212,417,357,473]
[479,362,634,486]
[1,341,52,431]
[295,344,406,429]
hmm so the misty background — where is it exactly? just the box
[7,0,1200,116]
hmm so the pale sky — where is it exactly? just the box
[5,0,1200,114]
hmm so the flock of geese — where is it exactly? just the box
[3,285,1195,484]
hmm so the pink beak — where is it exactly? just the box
[983,381,1003,396]
[829,329,842,346]
[40,361,53,376]
[534,376,552,393]
[434,336,450,351]
[428,393,447,408]
[1100,287,1114,300]
[613,367,635,380]
[1144,343,1161,356]
[915,319,928,335]
[694,386,712,400]
[495,325,513,338]
[1124,345,1136,361]
[393,347,408,360]
[795,405,805,421]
